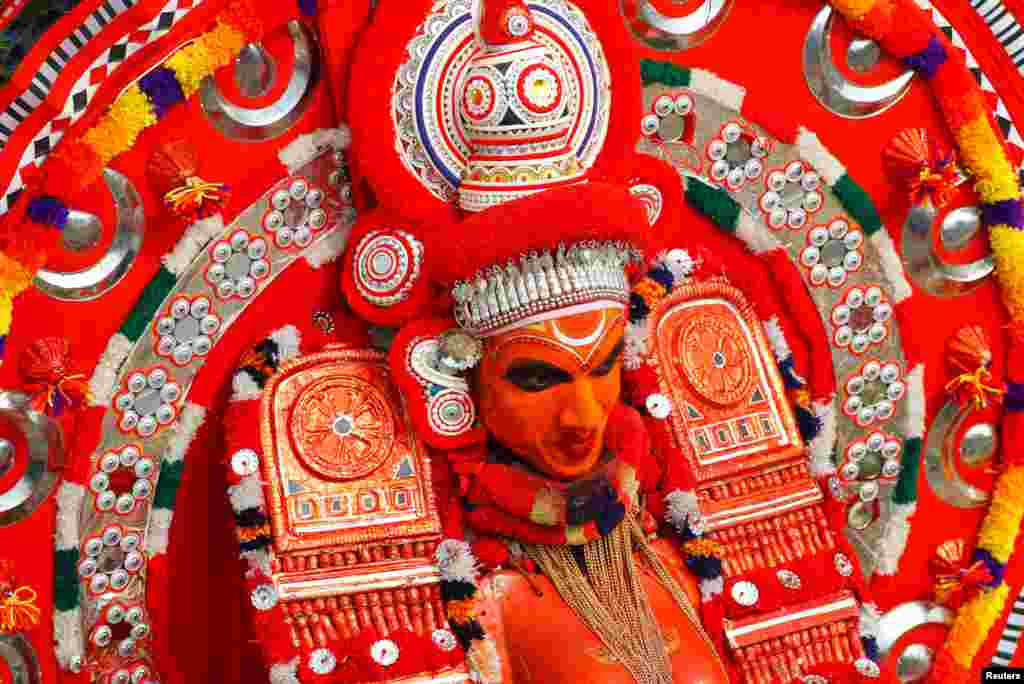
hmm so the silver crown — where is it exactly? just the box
[451,240,636,336]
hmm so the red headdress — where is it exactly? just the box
[340,0,673,451]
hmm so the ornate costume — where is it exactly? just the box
[0,0,1022,683]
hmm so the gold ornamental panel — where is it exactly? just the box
[649,279,804,483]
[261,347,441,553]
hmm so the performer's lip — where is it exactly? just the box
[559,431,598,461]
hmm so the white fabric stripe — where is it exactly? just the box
[55,482,85,550]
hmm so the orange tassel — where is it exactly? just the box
[17,337,92,414]
[884,128,962,208]
[931,539,993,608]
[945,326,1005,410]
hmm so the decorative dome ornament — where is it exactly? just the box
[376,0,617,211]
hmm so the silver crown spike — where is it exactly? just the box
[491,266,510,314]
[505,262,522,310]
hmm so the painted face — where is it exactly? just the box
[475,305,625,481]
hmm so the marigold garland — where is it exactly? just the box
[820,0,1024,678]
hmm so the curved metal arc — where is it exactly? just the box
[0,391,62,527]
[803,6,915,119]
[923,399,990,509]
[621,0,733,51]
[200,20,318,141]
[34,169,144,302]
[901,203,993,297]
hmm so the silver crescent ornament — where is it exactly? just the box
[620,0,733,51]
[901,202,993,297]
[34,169,144,302]
[803,6,915,118]
[0,391,63,527]
[877,601,953,683]
[200,21,318,142]
[923,401,990,509]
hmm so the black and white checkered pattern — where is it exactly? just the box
[924,0,1024,151]
[0,0,136,149]
[991,586,1024,667]
[0,0,197,216]
[971,0,1024,72]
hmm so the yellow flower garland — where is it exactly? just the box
[953,116,1022,204]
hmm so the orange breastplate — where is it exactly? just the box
[476,538,731,684]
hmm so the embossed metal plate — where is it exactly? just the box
[0,392,62,527]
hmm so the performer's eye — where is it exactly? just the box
[590,340,625,377]
[504,361,573,392]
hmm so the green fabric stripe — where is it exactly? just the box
[892,436,923,505]
[640,59,691,87]
[833,173,884,236]
[685,178,740,232]
[120,267,177,342]
[153,459,185,510]
[54,548,80,612]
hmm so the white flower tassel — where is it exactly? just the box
[269,657,301,684]
[278,126,351,173]
[699,576,725,602]
[761,317,791,365]
[665,489,703,535]
[435,538,479,585]
[808,398,838,478]
[875,502,916,575]
[623,320,648,371]
[270,324,302,364]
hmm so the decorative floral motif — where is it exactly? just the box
[706,120,771,192]
[834,552,854,577]
[113,367,181,437]
[153,295,221,366]
[107,661,153,684]
[250,583,278,611]
[88,600,150,658]
[352,229,425,307]
[800,217,864,288]
[645,393,673,419]
[78,527,145,596]
[843,360,905,427]
[260,177,332,249]
[90,445,156,515]
[831,285,892,354]
[229,448,260,478]
[730,580,760,607]
[432,628,458,652]
[308,648,337,674]
[371,638,400,667]
[777,569,802,590]
[641,93,695,144]
[759,161,824,230]
[205,230,270,300]
[839,429,903,492]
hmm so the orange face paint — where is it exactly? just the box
[475,305,625,481]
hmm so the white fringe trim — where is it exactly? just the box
[904,363,926,438]
[654,248,696,282]
[241,547,274,577]
[231,371,261,402]
[664,489,701,534]
[875,501,916,575]
[859,602,881,639]
[623,320,648,371]
[302,224,351,269]
[228,475,267,514]
[55,482,85,550]
[735,211,782,255]
[165,402,206,464]
[466,637,502,684]
[54,608,84,670]
[145,507,174,557]
[435,538,479,584]
[161,214,224,276]
[761,316,791,364]
[797,128,846,186]
[88,333,132,407]
[269,657,301,684]
[278,126,352,174]
[808,398,838,478]
[271,324,302,363]
[699,576,725,602]
[870,230,913,303]
[690,69,745,111]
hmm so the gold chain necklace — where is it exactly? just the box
[525,516,726,684]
